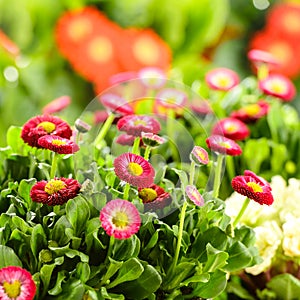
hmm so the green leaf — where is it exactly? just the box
[51,215,72,245]
[266,273,300,300]
[6,126,31,155]
[181,274,210,286]
[51,279,85,300]
[30,224,47,258]
[0,245,22,268]
[66,195,90,236]
[49,244,89,263]
[99,287,125,300]
[48,270,67,296]
[75,262,90,283]
[40,263,56,296]
[18,178,36,207]
[100,258,123,285]
[171,168,188,193]
[203,243,229,273]
[113,235,140,260]
[107,258,144,288]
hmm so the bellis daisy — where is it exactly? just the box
[42,95,71,114]
[100,199,141,239]
[30,177,81,206]
[205,68,240,91]
[206,135,242,156]
[138,67,167,89]
[156,88,187,109]
[190,146,209,165]
[0,266,36,300]
[37,135,79,154]
[114,152,155,188]
[141,132,166,147]
[99,93,133,115]
[185,185,205,207]
[21,115,72,148]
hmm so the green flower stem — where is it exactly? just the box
[50,152,59,179]
[189,161,196,185]
[172,200,188,272]
[94,113,115,149]
[123,183,130,200]
[226,155,235,181]
[212,154,224,198]
[144,146,151,161]
[132,136,140,155]
[257,63,268,81]
[232,197,250,228]
[167,109,179,162]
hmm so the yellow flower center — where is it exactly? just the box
[87,36,113,63]
[195,149,206,161]
[37,121,56,133]
[133,119,147,126]
[139,188,158,202]
[3,280,21,298]
[45,179,67,195]
[247,182,263,193]
[243,104,260,116]
[112,211,129,228]
[133,37,159,65]
[127,162,143,176]
[68,18,93,42]
[214,76,232,88]
[51,139,67,146]
[269,81,286,94]
[224,122,238,133]
[219,141,231,149]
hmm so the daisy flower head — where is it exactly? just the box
[155,88,188,109]
[109,71,137,85]
[230,100,270,123]
[185,185,205,207]
[37,135,79,154]
[231,170,274,205]
[117,115,161,136]
[100,199,141,239]
[190,146,209,165]
[205,68,240,91]
[259,74,296,101]
[74,119,92,133]
[141,132,166,147]
[206,135,242,156]
[138,67,167,89]
[0,266,36,300]
[30,177,81,206]
[115,134,137,146]
[42,95,71,114]
[99,93,133,115]
[114,152,155,188]
[247,49,280,68]
[212,117,250,141]
[21,115,72,148]
[138,184,171,210]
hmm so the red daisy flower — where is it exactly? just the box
[190,146,209,165]
[115,134,137,146]
[185,185,205,207]
[117,115,161,136]
[212,117,250,141]
[99,93,134,115]
[114,152,155,188]
[231,170,274,205]
[0,266,36,300]
[100,199,141,239]
[206,135,242,156]
[230,100,270,123]
[190,100,213,116]
[42,95,71,114]
[138,184,171,210]
[141,132,166,147]
[21,115,72,148]
[205,68,240,91]
[259,74,296,101]
[37,135,79,154]
[117,28,172,72]
[30,177,81,206]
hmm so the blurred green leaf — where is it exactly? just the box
[0,245,22,268]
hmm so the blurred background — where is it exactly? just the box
[1,0,299,146]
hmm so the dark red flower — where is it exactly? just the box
[230,100,270,123]
[206,135,242,156]
[30,177,81,206]
[21,115,72,148]
[138,184,171,210]
[38,135,79,154]
[117,115,161,136]
[231,170,274,205]
[212,117,250,141]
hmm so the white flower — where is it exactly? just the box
[246,221,282,275]
[282,214,300,257]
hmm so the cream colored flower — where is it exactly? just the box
[246,221,282,275]
[282,214,300,257]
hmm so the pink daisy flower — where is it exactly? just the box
[231,170,274,205]
[42,95,71,114]
[247,49,280,67]
[190,146,209,165]
[230,100,270,123]
[21,115,72,148]
[185,185,205,207]
[109,71,137,85]
[141,132,166,147]
[74,119,92,133]
[0,266,36,300]
[156,88,187,109]
[99,93,134,115]
[212,117,250,141]
[259,74,296,101]
[190,100,213,116]
[100,199,141,239]
[138,67,167,89]
[138,184,171,210]
[206,135,242,156]
[115,134,137,146]
[205,68,240,91]
[117,115,161,137]
[38,135,79,154]
[114,152,155,188]
[94,110,109,124]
